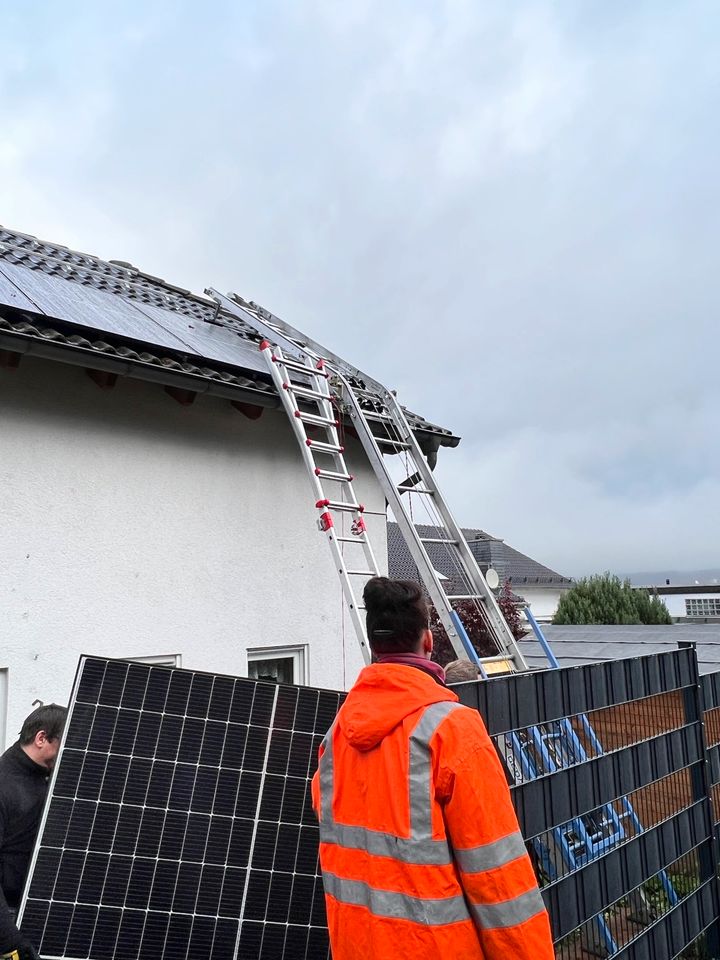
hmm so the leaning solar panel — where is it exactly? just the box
[19,656,343,960]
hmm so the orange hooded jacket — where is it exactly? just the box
[311,663,554,960]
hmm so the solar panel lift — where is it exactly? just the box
[206,288,676,955]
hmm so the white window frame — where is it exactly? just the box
[246,645,308,686]
[129,654,183,667]
[685,599,720,618]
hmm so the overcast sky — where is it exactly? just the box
[2,1,719,577]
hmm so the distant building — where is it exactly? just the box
[632,581,720,622]
[387,522,573,621]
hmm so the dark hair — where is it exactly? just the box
[363,577,428,654]
[19,704,68,745]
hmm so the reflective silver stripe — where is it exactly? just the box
[317,701,462,864]
[454,831,528,874]
[470,886,546,930]
[322,871,471,926]
[408,701,463,837]
[319,722,336,826]
[321,821,452,865]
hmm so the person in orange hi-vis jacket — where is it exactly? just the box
[311,576,555,960]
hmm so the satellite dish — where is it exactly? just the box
[486,568,500,590]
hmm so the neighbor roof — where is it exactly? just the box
[387,522,573,594]
[519,624,720,675]
[632,583,720,596]
[0,226,458,449]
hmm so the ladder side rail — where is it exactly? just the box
[325,528,373,666]
[258,344,373,665]
[524,606,560,669]
[208,288,387,394]
[378,389,528,669]
[260,345,328,501]
[337,378,479,663]
[302,359,384,580]
[366,385,525,665]
[228,293,387,394]
[338,372,514,665]
[207,289,312,365]
[214,289,403,577]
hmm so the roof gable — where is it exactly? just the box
[387,522,572,592]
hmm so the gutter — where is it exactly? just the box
[0,320,458,456]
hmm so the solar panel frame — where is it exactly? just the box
[19,656,343,960]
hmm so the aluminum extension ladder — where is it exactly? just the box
[206,288,526,674]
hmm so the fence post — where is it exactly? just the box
[680,642,720,958]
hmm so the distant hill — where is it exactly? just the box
[624,570,720,586]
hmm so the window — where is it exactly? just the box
[685,599,720,618]
[129,654,182,667]
[247,645,308,685]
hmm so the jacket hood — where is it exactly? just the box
[338,663,459,751]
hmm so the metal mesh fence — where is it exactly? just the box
[455,649,720,958]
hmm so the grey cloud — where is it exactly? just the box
[1,0,718,574]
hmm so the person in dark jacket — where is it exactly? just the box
[0,704,67,960]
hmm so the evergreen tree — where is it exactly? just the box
[552,573,672,625]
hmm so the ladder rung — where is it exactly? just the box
[286,382,331,401]
[363,410,393,422]
[336,536,367,543]
[374,438,411,449]
[397,485,434,494]
[295,411,340,427]
[315,468,353,482]
[479,656,516,676]
[275,355,329,377]
[446,594,481,601]
[306,439,344,453]
[419,537,458,545]
[319,500,363,513]
[345,569,378,576]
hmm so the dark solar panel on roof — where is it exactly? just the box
[19,657,343,960]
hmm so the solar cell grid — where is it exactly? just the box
[20,656,344,960]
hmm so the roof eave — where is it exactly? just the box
[0,310,461,448]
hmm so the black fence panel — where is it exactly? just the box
[457,650,698,735]
[456,649,720,959]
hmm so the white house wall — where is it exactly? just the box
[520,587,567,622]
[0,357,387,747]
[660,594,714,619]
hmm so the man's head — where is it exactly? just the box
[19,704,68,770]
[444,659,482,684]
[363,577,432,658]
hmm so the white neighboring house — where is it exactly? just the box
[0,225,458,747]
[387,523,573,622]
[631,581,720,622]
